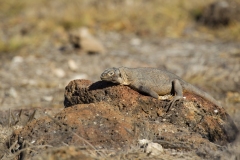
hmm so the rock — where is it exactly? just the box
[130,38,141,46]
[68,59,78,71]
[12,56,24,64]
[138,139,163,156]
[145,142,163,157]
[8,79,239,159]
[197,1,240,27]
[64,79,238,145]
[8,87,18,98]
[69,27,106,54]
[53,68,66,78]
[41,96,53,102]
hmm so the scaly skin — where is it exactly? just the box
[100,67,221,111]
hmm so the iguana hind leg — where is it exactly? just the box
[138,86,159,99]
[167,79,184,112]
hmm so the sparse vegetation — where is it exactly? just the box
[0,0,240,159]
[1,0,240,53]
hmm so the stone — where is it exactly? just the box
[138,139,163,156]
[8,79,239,159]
[197,1,240,27]
[53,68,66,78]
[68,59,78,71]
[63,79,238,145]
[69,27,106,54]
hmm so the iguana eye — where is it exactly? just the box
[108,71,114,76]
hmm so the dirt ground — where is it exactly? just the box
[0,0,240,159]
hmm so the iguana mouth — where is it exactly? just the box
[100,77,110,81]
[100,76,116,83]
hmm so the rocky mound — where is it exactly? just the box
[7,79,239,159]
[64,79,238,144]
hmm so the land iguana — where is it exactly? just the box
[100,67,221,111]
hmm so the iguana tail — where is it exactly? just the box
[183,83,222,108]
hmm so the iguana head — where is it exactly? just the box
[100,67,130,85]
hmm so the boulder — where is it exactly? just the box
[64,79,238,145]
[69,27,106,54]
[197,1,240,27]
[8,79,239,159]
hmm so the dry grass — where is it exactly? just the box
[0,0,240,53]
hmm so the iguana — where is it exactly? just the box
[100,67,221,111]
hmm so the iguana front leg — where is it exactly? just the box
[167,79,184,112]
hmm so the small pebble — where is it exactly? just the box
[42,96,53,102]
[54,68,66,78]
[68,59,78,71]
[9,88,18,98]
[12,56,24,63]
[130,38,141,46]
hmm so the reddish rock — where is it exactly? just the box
[9,79,238,159]
[64,79,238,144]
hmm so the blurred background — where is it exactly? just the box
[0,0,239,123]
